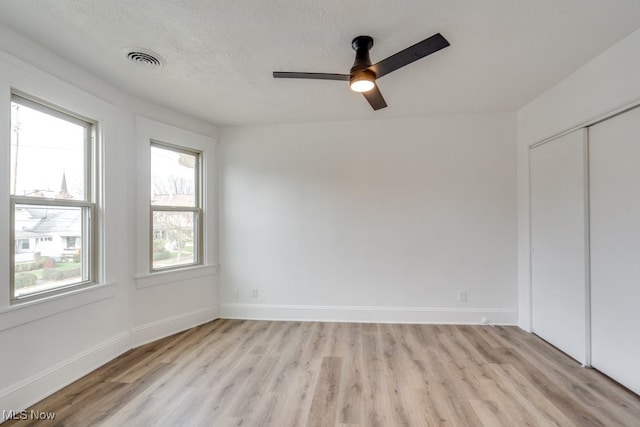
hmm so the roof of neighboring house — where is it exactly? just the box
[14,207,81,239]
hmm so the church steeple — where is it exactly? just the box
[57,170,72,199]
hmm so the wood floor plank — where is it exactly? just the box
[361,323,393,427]
[273,368,317,427]
[306,356,343,426]
[5,320,640,427]
[469,399,510,427]
[488,363,574,426]
[335,325,364,425]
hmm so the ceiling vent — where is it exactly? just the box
[125,48,164,68]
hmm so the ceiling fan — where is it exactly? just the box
[273,33,450,111]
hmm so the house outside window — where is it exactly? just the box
[10,94,96,301]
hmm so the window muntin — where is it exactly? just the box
[150,143,202,271]
[10,94,96,301]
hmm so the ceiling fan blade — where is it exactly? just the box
[368,33,449,79]
[362,84,387,110]
[273,72,350,81]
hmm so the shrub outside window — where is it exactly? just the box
[150,142,202,271]
[10,94,96,301]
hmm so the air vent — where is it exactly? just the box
[125,48,164,68]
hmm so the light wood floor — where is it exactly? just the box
[6,320,640,426]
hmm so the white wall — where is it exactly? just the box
[219,113,517,324]
[0,24,219,414]
[517,28,640,330]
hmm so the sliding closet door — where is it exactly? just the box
[589,107,640,394]
[530,129,588,364]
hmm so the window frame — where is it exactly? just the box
[9,93,98,303]
[149,140,203,273]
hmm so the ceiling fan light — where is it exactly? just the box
[350,70,375,92]
[351,79,375,92]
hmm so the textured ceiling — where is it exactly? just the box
[1,1,640,126]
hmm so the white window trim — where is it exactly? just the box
[150,141,203,272]
[134,116,217,288]
[9,93,98,303]
[0,51,116,322]
[0,282,116,332]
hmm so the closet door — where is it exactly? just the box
[589,107,640,394]
[530,129,588,364]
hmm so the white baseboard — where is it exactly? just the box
[0,331,129,419]
[219,303,517,325]
[130,305,220,348]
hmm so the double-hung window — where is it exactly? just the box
[10,94,96,301]
[150,142,202,271]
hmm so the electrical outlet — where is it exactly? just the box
[232,288,239,298]
[251,288,259,298]
[458,291,468,303]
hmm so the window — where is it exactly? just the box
[10,94,96,301]
[17,239,30,251]
[65,236,78,248]
[150,142,202,271]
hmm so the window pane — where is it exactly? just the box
[14,204,88,298]
[11,100,87,200]
[151,145,197,207]
[152,210,197,269]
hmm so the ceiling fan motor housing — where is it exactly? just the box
[350,36,374,73]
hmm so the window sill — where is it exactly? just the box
[0,282,117,332]
[134,264,217,289]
